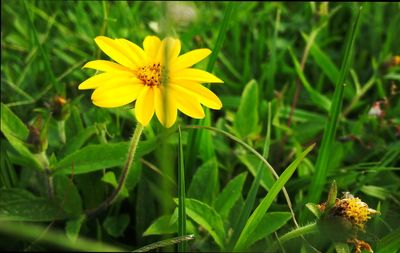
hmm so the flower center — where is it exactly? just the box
[136,63,164,87]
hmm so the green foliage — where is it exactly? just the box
[1,2,399,252]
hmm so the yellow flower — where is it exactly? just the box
[79,35,223,127]
[336,193,379,231]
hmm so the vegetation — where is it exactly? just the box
[1,2,399,252]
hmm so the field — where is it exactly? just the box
[1,1,400,252]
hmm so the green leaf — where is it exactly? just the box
[308,4,363,204]
[234,79,260,139]
[143,215,177,236]
[360,185,390,200]
[247,212,291,248]
[174,198,225,248]
[326,180,337,210]
[103,213,130,238]
[0,189,64,221]
[62,125,98,156]
[289,48,331,112]
[53,139,155,175]
[305,203,322,219]
[214,172,247,219]
[376,228,400,253]
[0,103,29,140]
[302,33,340,86]
[237,154,274,191]
[54,175,83,218]
[101,171,128,198]
[65,215,86,242]
[188,159,218,205]
[0,103,41,170]
[234,144,315,251]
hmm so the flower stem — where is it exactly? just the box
[86,122,144,218]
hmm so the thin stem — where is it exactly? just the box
[86,123,144,218]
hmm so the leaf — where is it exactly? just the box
[289,48,331,112]
[54,175,83,218]
[188,159,219,205]
[65,215,86,242]
[1,103,41,170]
[234,79,260,139]
[376,228,400,253]
[360,185,390,200]
[103,213,130,238]
[53,139,155,175]
[101,171,129,198]
[0,189,64,221]
[143,215,177,236]
[305,203,322,219]
[174,198,225,248]
[0,103,29,140]
[62,125,98,156]
[247,212,291,248]
[214,172,247,219]
[234,144,315,251]
[302,33,340,86]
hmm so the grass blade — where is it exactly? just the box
[228,102,272,249]
[23,1,63,95]
[0,221,125,252]
[233,144,315,251]
[177,126,187,252]
[308,3,364,204]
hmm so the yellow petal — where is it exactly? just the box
[171,68,223,83]
[143,36,161,60]
[154,87,177,128]
[135,86,155,125]
[95,36,136,69]
[92,83,143,108]
[169,86,205,119]
[79,72,137,90]
[83,60,133,73]
[157,37,181,64]
[115,38,148,66]
[171,49,211,71]
[172,81,222,109]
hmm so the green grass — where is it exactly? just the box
[1,2,400,252]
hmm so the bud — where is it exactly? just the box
[50,96,70,121]
[27,116,49,154]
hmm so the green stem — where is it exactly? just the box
[86,123,144,218]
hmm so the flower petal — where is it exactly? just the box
[169,86,205,119]
[154,87,177,128]
[171,49,211,71]
[91,83,144,108]
[95,36,136,69]
[135,86,155,125]
[83,60,133,73]
[115,38,148,66]
[171,68,223,83]
[79,72,138,90]
[143,36,162,60]
[172,81,222,109]
[158,37,181,64]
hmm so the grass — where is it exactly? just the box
[1,1,400,252]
